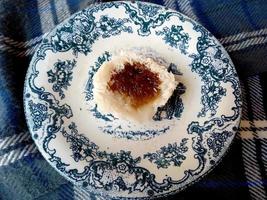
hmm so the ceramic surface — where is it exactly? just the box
[23,1,242,199]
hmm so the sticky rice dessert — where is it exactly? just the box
[92,53,177,122]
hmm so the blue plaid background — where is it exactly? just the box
[0,0,267,199]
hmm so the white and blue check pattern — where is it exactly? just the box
[0,0,267,199]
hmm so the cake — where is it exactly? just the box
[92,53,177,122]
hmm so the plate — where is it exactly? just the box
[23,1,242,199]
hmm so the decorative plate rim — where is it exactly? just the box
[23,1,242,199]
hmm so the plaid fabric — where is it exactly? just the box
[0,0,267,199]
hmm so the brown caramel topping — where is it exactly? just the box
[108,62,161,108]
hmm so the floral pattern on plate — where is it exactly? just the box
[24,1,242,199]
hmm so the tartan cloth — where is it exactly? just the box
[0,0,267,199]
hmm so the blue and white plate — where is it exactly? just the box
[24,1,242,199]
